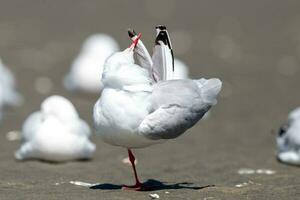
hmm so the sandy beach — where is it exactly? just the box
[0,0,299,199]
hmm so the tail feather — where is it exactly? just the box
[199,78,222,104]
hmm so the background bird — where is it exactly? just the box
[277,107,300,166]
[0,58,22,120]
[93,26,222,190]
[15,95,95,162]
[64,34,119,93]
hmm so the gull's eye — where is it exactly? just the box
[278,124,288,137]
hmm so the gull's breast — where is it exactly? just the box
[94,88,162,148]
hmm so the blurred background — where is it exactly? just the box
[0,0,300,199]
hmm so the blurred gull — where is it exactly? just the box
[277,107,300,165]
[93,26,222,190]
[15,95,95,162]
[0,58,22,119]
[64,34,119,93]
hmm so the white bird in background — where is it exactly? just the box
[277,107,300,166]
[93,26,222,190]
[64,34,120,93]
[15,95,95,162]
[0,58,22,119]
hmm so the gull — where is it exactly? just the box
[15,95,95,162]
[0,58,22,119]
[93,26,222,190]
[277,107,300,165]
[64,34,119,93]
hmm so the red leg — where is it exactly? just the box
[122,149,143,191]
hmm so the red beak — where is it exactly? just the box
[128,33,142,49]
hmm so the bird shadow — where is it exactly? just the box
[90,179,215,191]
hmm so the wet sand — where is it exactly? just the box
[0,0,300,199]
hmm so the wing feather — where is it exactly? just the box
[152,26,174,81]
[138,79,220,140]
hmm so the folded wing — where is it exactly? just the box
[138,79,221,140]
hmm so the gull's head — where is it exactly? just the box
[277,108,300,152]
[103,33,141,69]
[41,95,78,122]
[101,33,150,89]
[276,118,300,165]
[276,123,289,154]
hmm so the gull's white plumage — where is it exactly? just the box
[173,58,189,79]
[288,107,300,122]
[64,34,119,93]
[93,26,222,189]
[93,28,222,149]
[277,107,300,165]
[16,95,95,162]
[0,58,22,119]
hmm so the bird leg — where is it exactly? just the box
[122,149,143,190]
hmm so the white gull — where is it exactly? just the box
[64,34,119,93]
[0,58,22,119]
[277,107,300,165]
[93,26,222,190]
[15,95,95,162]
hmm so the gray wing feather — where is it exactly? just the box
[138,104,210,140]
[138,79,222,140]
